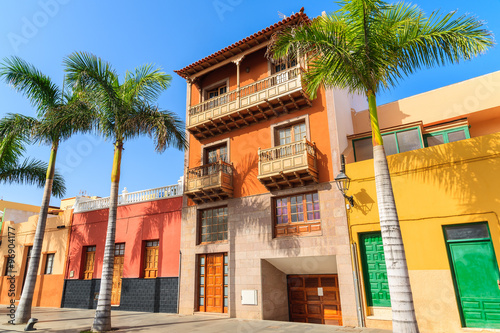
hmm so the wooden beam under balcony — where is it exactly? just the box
[258,138,319,191]
[185,161,234,204]
[188,91,311,140]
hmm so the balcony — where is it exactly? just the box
[188,66,312,140]
[258,138,318,190]
[185,160,234,204]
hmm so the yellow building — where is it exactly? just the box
[0,199,74,308]
[344,71,500,332]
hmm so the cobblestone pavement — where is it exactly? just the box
[0,307,391,333]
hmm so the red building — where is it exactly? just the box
[61,182,182,313]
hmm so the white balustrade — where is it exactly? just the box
[73,178,183,213]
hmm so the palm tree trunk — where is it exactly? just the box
[14,140,58,324]
[368,91,419,333]
[92,142,122,332]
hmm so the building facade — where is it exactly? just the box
[61,182,182,313]
[175,10,366,326]
[0,199,73,308]
[345,71,500,332]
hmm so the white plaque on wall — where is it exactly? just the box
[241,290,258,305]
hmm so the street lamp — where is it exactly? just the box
[334,155,354,207]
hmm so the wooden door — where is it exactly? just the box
[83,246,96,280]
[144,241,159,278]
[445,223,500,329]
[288,274,342,325]
[205,253,224,313]
[199,253,227,313]
[21,246,33,294]
[111,244,125,305]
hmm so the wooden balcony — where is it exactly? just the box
[185,161,234,204]
[188,66,312,140]
[258,138,318,190]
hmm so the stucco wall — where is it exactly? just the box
[351,71,500,135]
[3,209,40,224]
[346,132,500,333]
[0,209,72,307]
[66,196,182,280]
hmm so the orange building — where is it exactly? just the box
[0,199,74,308]
[175,10,366,326]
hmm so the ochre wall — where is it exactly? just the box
[66,196,182,280]
[0,209,72,308]
[346,132,500,333]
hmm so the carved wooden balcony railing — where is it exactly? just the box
[258,138,318,190]
[185,160,234,204]
[188,66,311,140]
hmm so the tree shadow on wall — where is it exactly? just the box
[351,135,500,225]
[388,135,500,214]
[233,152,260,197]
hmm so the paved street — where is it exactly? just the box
[0,308,391,333]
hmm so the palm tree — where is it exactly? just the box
[269,1,493,331]
[0,56,95,324]
[0,130,65,197]
[64,51,186,332]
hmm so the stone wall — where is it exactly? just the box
[179,181,358,325]
[261,259,288,321]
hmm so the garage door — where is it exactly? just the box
[288,274,342,325]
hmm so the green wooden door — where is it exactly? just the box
[360,232,391,307]
[446,224,500,329]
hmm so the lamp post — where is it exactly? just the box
[334,155,354,207]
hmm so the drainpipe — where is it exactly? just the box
[351,242,365,327]
[177,250,181,314]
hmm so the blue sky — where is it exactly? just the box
[0,0,499,207]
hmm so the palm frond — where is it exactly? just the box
[268,0,494,96]
[120,104,187,152]
[40,95,100,142]
[0,56,61,116]
[389,10,494,81]
[0,113,39,141]
[0,158,66,198]
[123,64,171,103]
[64,52,120,116]
[0,134,27,168]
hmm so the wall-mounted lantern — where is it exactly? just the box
[334,155,354,207]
